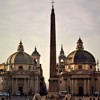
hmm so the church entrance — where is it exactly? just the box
[78,86,83,96]
[18,86,23,95]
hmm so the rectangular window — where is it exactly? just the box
[90,65,92,69]
[19,66,23,70]
[79,65,82,69]
[29,66,31,70]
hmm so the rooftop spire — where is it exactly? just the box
[17,40,24,52]
[32,46,40,57]
[60,45,64,55]
[59,45,66,59]
[76,37,84,50]
[35,46,37,51]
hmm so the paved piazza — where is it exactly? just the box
[0,96,99,100]
[0,96,45,100]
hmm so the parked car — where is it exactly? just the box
[59,91,68,98]
[15,91,21,96]
[0,92,9,97]
[3,92,9,96]
[94,91,99,96]
[0,92,4,96]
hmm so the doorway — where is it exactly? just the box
[19,86,23,95]
[79,86,83,96]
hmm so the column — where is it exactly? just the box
[73,79,75,95]
[66,78,69,92]
[16,78,17,92]
[75,79,77,95]
[28,78,30,93]
[12,79,13,94]
[99,77,100,94]
[68,78,71,94]
[84,79,86,95]
[98,77,100,93]
[71,79,74,95]
[88,79,90,95]
[24,78,26,94]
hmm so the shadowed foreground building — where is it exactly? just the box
[0,41,47,96]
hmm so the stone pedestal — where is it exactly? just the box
[48,78,59,98]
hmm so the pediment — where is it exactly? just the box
[12,70,29,75]
[71,69,90,74]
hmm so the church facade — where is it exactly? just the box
[57,38,100,96]
[0,41,47,96]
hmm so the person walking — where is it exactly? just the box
[63,95,68,100]
[90,96,92,100]
[32,93,41,100]
[93,97,95,100]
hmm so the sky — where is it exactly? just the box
[0,0,100,85]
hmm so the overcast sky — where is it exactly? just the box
[0,0,100,84]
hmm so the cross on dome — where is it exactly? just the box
[17,40,24,52]
[51,0,55,8]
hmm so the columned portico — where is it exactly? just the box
[10,71,35,95]
[12,77,29,95]
[66,74,93,96]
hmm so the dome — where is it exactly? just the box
[7,41,33,65]
[67,50,96,64]
[66,38,96,65]
[7,52,33,64]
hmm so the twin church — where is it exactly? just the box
[0,2,100,97]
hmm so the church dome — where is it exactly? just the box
[67,38,96,65]
[7,41,33,65]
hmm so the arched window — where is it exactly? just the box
[19,66,23,70]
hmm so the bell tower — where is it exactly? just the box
[48,0,59,98]
[58,45,66,74]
